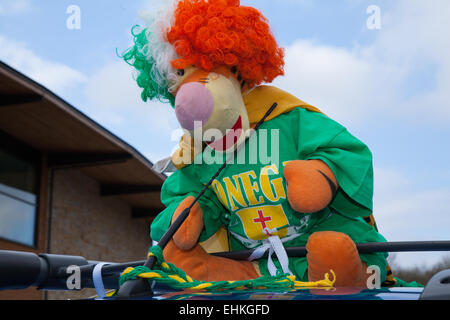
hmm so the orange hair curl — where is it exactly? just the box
[167,0,285,88]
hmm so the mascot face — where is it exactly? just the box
[172,66,250,152]
[123,0,285,157]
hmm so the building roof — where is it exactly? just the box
[0,61,166,218]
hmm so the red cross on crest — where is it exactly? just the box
[253,209,273,236]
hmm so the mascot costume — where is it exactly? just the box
[123,0,393,288]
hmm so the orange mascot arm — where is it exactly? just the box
[284,160,338,213]
[170,196,204,251]
[165,196,259,282]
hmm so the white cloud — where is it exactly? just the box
[373,167,450,268]
[363,0,450,121]
[273,0,450,126]
[0,35,86,95]
[272,38,409,128]
[84,61,178,132]
[82,60,180,161]
[273,40,376,126]
[85,62,144,112]
[271,1,450,270]
[0,0,32,15]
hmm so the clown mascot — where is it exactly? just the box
[123,0,390,288]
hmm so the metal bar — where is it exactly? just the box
[79,240,450,277]
[2,240,450,291]
[212,241,450,260]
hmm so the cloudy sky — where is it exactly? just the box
[0,0,449,269]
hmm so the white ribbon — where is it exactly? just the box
[93,262,109,299]
[248,233,293,276]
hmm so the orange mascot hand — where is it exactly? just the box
[165,196,259,282]
[171,196,204,251]
[283,160,338,213]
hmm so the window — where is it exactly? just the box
[0,135,39,247]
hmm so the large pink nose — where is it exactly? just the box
[175,82,214,131]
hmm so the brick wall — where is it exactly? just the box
[46,169,153,300]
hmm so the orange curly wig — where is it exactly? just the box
[166,0,285,88]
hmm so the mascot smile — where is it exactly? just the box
[123,0,391,288]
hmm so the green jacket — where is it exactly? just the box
[151,107,388,281]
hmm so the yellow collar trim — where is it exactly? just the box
[244,85,324,125]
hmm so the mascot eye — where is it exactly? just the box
[177,69,185,77]
[231,66,238,74]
